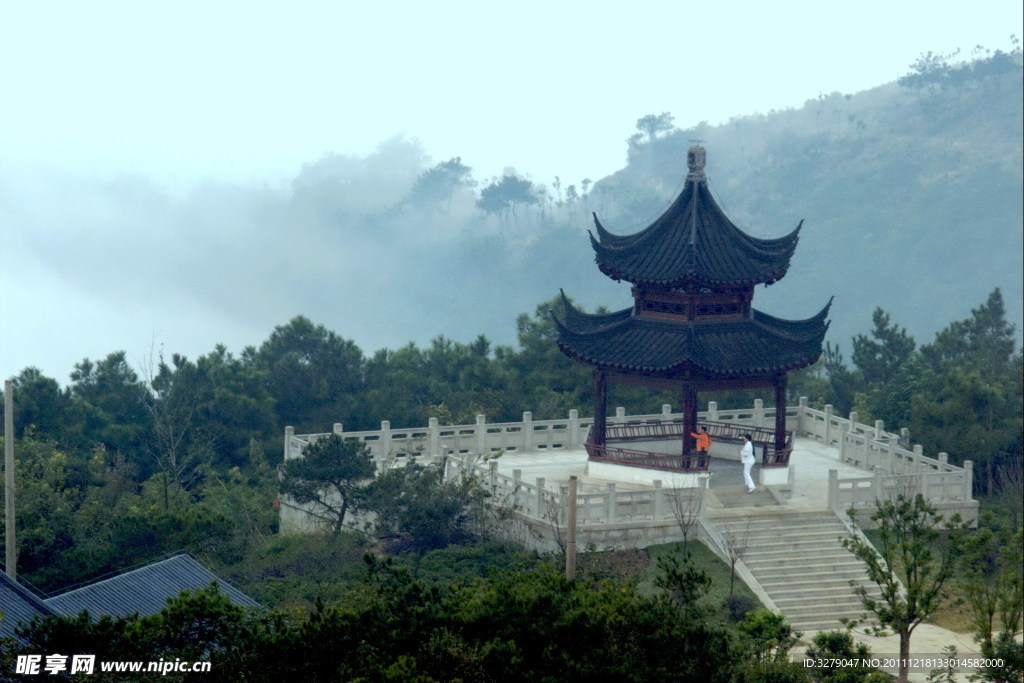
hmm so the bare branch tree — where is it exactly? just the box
[666,479,705,552]
[541,485,568,557]
[993,461,1023,529]
[721,518,753,596]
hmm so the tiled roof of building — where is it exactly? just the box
[45,554,260,619]
[553,300,831,376]
[0,570,57,642]
[589,170,800,287]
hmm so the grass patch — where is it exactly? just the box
[638,541,764,622]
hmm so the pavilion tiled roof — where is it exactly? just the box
[553,299,831,376]
[45,554,260,619]
[0,571,56,643]
[589,176,801,287]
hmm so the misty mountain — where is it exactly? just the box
[587,59,1023,349]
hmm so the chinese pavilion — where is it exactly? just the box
[554,145,831,471]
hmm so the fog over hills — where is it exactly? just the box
[3,55,1021,379]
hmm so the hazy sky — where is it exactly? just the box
[3,0,1020,187]
[1,0,1021,381]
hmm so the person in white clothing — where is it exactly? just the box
[740,434,756,493]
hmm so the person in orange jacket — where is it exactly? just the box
[690,426,712,460]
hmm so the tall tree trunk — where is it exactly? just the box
[898,628,911,683]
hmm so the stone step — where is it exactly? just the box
[715,518,845,533]
[776,602,866,619]
[766,584,872,600]
[774,603,867,618]
[741,546,853,562]
[760,570,870,588]
[760,582,872,599]
[704,512,890,636]
[742,526,849,538]
[745,555,862,571]
[712,510,840,521]
[790,618,864,633]
[754,576,870,592]
[773,592,879,608]
[740,527,849,539]
[761,584,869,600]
[745,537,853,553]
[745,528,847,540]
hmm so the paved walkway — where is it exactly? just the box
[491,437,869,501]
[792,624,988,682]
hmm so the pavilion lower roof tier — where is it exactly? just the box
[553,301,831,377]
[589,180,801,288]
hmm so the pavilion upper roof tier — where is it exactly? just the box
[552,296,831,377]
[589,147,801,288]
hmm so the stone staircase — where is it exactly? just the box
[710,511,881,632]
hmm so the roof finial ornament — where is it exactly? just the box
[687,141,706,182]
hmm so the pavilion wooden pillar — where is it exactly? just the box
[774,374,788,449]
[593,370,608,447]
[681,384,697,458]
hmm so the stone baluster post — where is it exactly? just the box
[535,478,546,517]
[380,420,392,459]
[874,420,884,441]
[873,466,885,502]
[849,412,862,462]
[568,409,580,449]
[708,400,718,422]
[920,466,931,500]
[823,404,833,444]
[938,452,948,471]
[522,411,533,452]
[428,417,440,456]
[963,460,973,500]
[475,414,486,455]
[798,397,808,435]
[753,398,764,428]
[566,476,578,580]
[652,480,663,520]
[333,423,344,436]
[284,426,295,461]
[488,460,498,491]
[513,469,522,512]
[605,483,616,523]
[615,406,626,422]
[662,404,672,416]
[838,418,849,461]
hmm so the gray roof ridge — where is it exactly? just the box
[46,550,191,598]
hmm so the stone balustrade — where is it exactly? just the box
[285,400,804,465]
[795,398,974,511]
[283,398,976,535]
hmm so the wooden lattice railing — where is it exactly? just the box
[584,443,711,472]
[586,418,793,471]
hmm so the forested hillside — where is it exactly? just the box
[568,49,1024,346]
